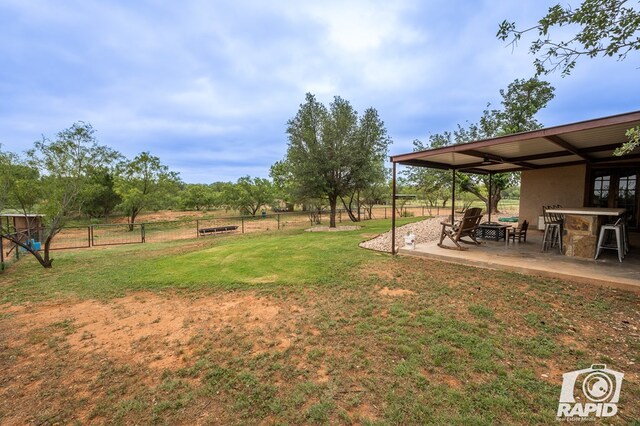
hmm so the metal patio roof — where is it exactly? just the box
[390,110,640,174]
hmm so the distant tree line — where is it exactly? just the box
[2,82,555,269]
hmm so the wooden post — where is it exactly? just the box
[196,220,199,238]
[277,214,280,230]
[488,173,493,223]
[391,162,397,255]
[141,223,146,243]
[451,169,456,223]
[241,217,245,233]
[0,236,4,270]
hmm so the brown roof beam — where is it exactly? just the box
[591,153,640,164]
[544,135,591,161]
[508,150,573,162]
[463,149,538,169]
[394,158,455,170]
[578,142,626,154]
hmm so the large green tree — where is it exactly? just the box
[79,166,122,220]
[115,152,181,230]
[407,78,555,214]
[1,122,119,268]
[497,0,640,153]
[225,176,275,216]
[179,183,217,211]
[283,93,391,227]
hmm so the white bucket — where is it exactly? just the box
[404,233,416,250]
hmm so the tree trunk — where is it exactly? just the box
[339,194,359,222]
[329,194,337,228]
[41,234,55,268]
[1,233,53,268]
[128,210,139,232]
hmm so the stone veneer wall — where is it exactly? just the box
[519,164,587,230]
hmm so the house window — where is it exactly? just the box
[589,167,639,229]
[591,172,610,208]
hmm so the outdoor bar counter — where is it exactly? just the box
[545,207,626,258]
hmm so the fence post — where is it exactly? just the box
[196,220,199,238]
[422,206,424,217]
[141,223,146,243]
[241,217,245,233]
[87,226,91,247]
[384,207,387,219]
[277,214,280,230]
[0,236,4,270]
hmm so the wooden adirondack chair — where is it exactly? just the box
[438,207,483,250]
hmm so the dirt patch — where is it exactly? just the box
[378,287,416,297]
[6,292,282,369]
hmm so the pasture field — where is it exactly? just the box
[0,218,638,425]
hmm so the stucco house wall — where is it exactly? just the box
[519,164,587,229]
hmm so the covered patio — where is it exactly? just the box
[389,110,640,291]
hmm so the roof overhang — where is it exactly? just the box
[390,110,640,174]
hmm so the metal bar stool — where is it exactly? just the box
[541,205,563,253]
[595,218,624,262]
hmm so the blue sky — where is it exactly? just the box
[1,1,639,183]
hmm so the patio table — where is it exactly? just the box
[545,207,626,258]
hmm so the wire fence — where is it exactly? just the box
[1,207,443,269]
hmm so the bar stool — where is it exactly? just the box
[541,205,563,253]
[595,218,624,262]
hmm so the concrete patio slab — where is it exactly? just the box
[399,231,640,293]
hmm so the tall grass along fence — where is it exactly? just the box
[1,207,440,269]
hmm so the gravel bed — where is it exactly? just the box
[360,209,519,253]
[359,217,445,253]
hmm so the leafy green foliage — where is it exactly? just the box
[79,170,122,219]
[614,125,640,156]
[178,184,217,211]
[498,1,640,155]
[497,0,640,76]
[405,78,554,213]
[13,122,120,267]
[282,93,391,227]
[225,176,275,216]
[115,152,181,227]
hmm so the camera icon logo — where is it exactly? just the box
[557,364,624,419]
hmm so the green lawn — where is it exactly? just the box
[0,217,638,425]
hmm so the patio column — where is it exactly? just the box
[391,162,397,255]
[450,169,456,223]
[488,172,492,223]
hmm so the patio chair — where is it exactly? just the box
[438,207,483,250]
[506,220,529,245]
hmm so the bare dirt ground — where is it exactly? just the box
[0,291,310,425]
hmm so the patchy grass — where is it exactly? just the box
[0,218,638,425]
